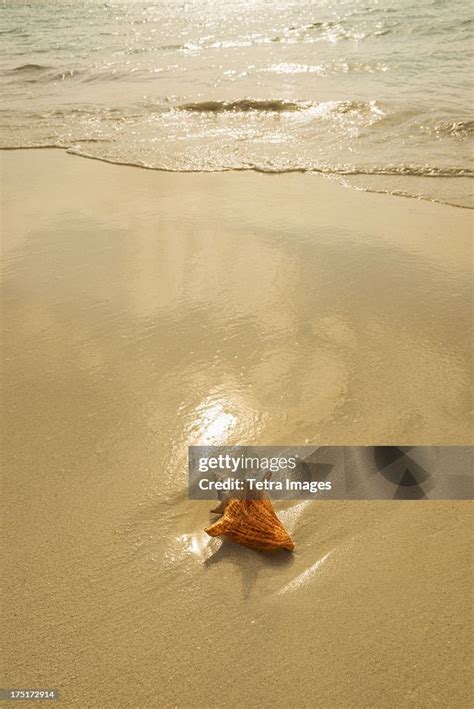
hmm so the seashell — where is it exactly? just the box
[205,475,294,552]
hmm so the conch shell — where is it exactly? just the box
[205,474,294,552]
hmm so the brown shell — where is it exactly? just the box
[205,497,294,552]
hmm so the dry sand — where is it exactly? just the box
[1,149,472,708]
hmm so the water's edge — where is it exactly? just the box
[2,145,471,210]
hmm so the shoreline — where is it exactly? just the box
[1,146,471,211]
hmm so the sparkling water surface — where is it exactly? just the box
[1,0,473,205]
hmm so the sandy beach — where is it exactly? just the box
[1,149,472,707]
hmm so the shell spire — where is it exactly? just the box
[205,474,294,552]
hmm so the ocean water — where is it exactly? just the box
[1,0,472,206]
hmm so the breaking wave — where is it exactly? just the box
[423,121,474,138]
[172,98,384,115]
[176,99,309,113]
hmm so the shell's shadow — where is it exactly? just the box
[204,537,295,599]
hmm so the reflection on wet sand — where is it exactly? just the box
[2,150,472,708]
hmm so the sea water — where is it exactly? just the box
[1,0,472,206]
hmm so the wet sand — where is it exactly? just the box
[1,149,473,708]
